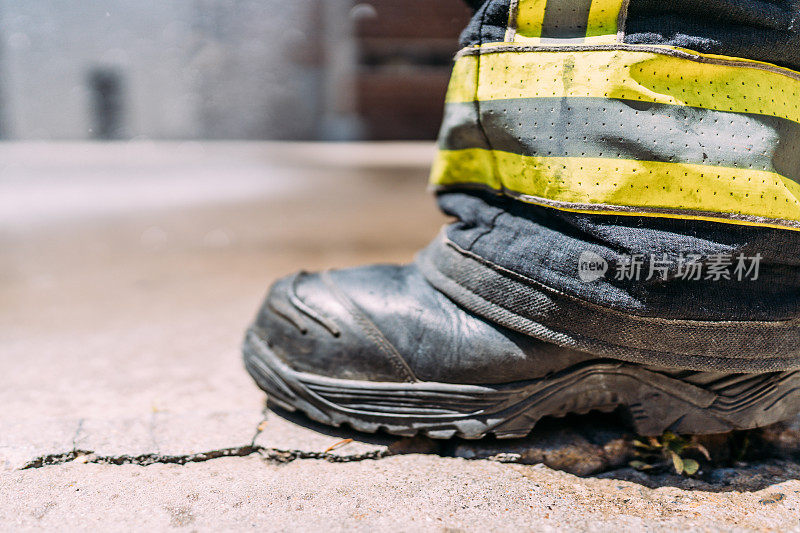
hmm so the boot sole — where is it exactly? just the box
[243,329,800,438]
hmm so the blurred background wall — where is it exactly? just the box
[0,0,471,141]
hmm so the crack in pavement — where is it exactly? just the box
[18,414,392,470]
[148,411,161,457]
[71,419,85,451]
[19,445,391,469]
[13,406,800,495]
[15,412,800,494]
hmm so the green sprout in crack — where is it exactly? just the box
[629,431,711,476]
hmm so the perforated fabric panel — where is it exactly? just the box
[434,0,800,229]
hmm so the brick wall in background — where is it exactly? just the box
[353,0,472,140]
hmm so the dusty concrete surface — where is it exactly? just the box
[2,142,800,531]
[6,455,800,532]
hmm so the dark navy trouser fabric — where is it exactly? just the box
[461,0,800,71]
[434,1,800,344]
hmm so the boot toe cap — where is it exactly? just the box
[250,271,414,382]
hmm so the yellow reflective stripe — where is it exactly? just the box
[432,149,800,229]
[511,0,626,44]
[585,0,626,41]
[443,54,478,103]
[431,148,499,190]
[444,49,800,124]
[512,0,548,41]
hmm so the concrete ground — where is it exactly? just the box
[2,142,800,532]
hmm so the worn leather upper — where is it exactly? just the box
[253,263,594,384]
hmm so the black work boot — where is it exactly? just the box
[243,260,800,439]
[244,0,800,438]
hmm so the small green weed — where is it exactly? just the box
[629,431,711,476]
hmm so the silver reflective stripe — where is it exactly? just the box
[540,0,594,40]
[439,98,800,182]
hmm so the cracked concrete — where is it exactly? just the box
[6,455,800,532]
[3,143,800,531]
[15,410,394,470]
[20,444,389,470]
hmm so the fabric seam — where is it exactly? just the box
[615,0,631,42]
[432,182,800,232]
[505,0,520,42]
[454,43,800,82]
[474,0,503,197]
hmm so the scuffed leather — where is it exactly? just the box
[253,263,595,385]
[254,272,413,383]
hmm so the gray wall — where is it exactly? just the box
[0,0,333,140]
